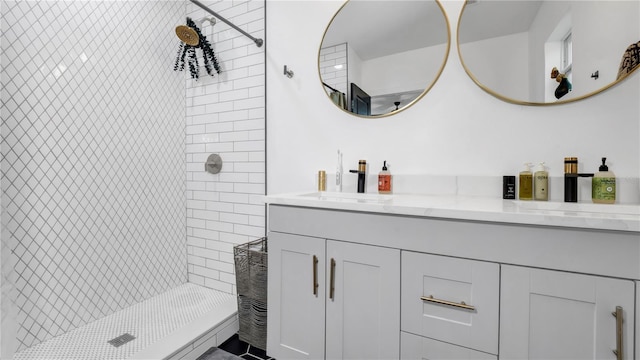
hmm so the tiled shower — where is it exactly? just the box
[1,0,265,357]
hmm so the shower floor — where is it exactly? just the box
[14,283,238,360]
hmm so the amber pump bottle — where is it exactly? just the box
[378,161,392,194]
[519,163,533,200]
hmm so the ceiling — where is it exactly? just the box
[458,1,543,44]
[322,0,543,61]
[321,0,448,61]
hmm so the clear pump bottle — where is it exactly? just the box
[534,162,548,201]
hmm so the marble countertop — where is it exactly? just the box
[264,191,640,232]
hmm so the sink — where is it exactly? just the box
[299,191,394,204]
[512,200,640,215]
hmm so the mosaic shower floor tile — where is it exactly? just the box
[14,283,235,360]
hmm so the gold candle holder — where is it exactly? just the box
[318,170,326,191]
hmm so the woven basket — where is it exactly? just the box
[234,237,268,350]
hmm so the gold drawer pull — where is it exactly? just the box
[612,306,623,360]
[420,295,476,311]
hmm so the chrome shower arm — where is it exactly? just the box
[189,0,264,48]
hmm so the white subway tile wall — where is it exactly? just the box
[1,0,187,351]
[185,0,266,295]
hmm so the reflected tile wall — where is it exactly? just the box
[1,1,187,352]
[319,43,348,96]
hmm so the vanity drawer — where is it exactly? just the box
[401,331,496,360]
[401,251,499,354]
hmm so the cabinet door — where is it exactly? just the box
[402,252,499,354]
[501,265,634,360]
[325,240,400,360]
[267,232,325,359]
[401,331,496,360]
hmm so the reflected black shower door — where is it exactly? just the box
[350,83,371,116]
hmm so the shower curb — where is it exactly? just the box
[130,296,238,360]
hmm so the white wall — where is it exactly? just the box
[266,1,640,199]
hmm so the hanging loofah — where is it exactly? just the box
[174,17,222,80]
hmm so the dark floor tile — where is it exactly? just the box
[218,334,248,356]
[215,333,274,360]
[196,347,242,360]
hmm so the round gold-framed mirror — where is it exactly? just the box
[318,0,450,117]
[457,0,640,105]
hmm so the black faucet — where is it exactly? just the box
[564,157,593,202]
[349,160,367,193]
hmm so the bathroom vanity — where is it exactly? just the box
[265,192,640,359]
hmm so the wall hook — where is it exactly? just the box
[591,70,599,80]
[284,65,294,78]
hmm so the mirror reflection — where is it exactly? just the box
[319,0,449,117]
[458,0,640,105]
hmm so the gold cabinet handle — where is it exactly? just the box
[612,306,623,360]
[420,295,476,311]
[312,255,319,296]
[329,258,336,301]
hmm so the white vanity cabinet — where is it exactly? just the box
[267,231,400,360]
[401,252,499,356]
[266,232,325,359]
[637,281,640,356]
[501,265,634,360]
[401,332,496,360]
[265,202,640,360]
[325,240,400,360]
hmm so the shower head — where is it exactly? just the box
[175,17,215,46]
[175,25,199,46]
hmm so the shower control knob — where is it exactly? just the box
[204,154,223,174]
